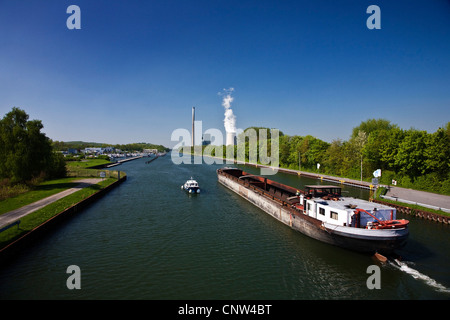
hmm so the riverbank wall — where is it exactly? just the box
[0,175,127,264]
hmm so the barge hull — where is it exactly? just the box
[217,169,406,254]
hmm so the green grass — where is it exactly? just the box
[0,177,80,215]
[0,178,117,249]
[66,158,111,168]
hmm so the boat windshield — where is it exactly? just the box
[186,181,198,187]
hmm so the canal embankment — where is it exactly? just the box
[0,178,103,229]
[0,174,127,264]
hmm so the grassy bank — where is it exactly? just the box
[0,178,80,215]
[0,158,126,250]
[0,177,117,250]
[65,158,111,169]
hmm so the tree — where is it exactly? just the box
[278,135,290,167]
[379,127,405,173]
[394,129,428,178]
[0,107,66,183]
[351,118,395,139]
[323,139,345,176]
[424,126,450,176]
[364,128,390,172]
[287,135,304,169]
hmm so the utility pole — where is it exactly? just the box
[356,130,367,182]
[192,107,195,147]
[360,154,363,182]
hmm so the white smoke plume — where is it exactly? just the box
[220,87,236,133]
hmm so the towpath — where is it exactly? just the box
[0,178,102,229]
[384,186,450,212]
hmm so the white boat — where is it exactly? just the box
[181,178,200,194]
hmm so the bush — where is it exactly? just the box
[399,176,413,188]
[380,170,395,185]
[0,178,31,201]
[439,175,450,195]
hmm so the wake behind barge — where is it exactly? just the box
[217,167,409,254]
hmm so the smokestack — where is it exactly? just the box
[192,106,195,146]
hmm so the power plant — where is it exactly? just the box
[190,88,237,147]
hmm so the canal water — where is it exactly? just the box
[0,155,449,300]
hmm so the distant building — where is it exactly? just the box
[143,149,158,154]
[83,147,115,155]
[84,147,103,155]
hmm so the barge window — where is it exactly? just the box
[330,211,338,220]
[319,207,325,216]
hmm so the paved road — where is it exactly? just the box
[0,178,102,229]
[385,186,450,211]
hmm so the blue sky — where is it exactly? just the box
[0,0,449,147]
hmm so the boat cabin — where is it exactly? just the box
[300,185,397,228]
[185,180,199,188]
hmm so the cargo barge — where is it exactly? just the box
[217,167,409,254]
